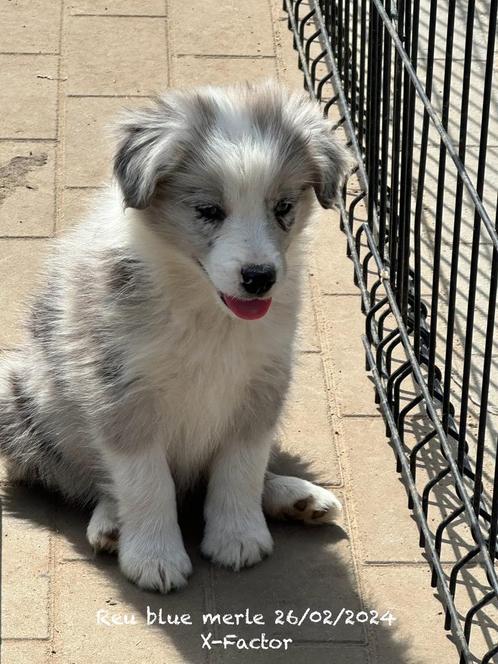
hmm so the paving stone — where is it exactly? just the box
[53,499,94,561]
[0,239,48,347]
[1,640,50,664]
[1,0,61,54]
[64,96,135,187]
[310,209,370,296]
[172,55,277,87]
[220,643,369,664]
[295,278,320,352]
[170,0,275,57]
[65,16,168,95]
[59,187,101,233]
[275,352,341,486]
[343,417,428,563]
[59,186,99,230]
[0,55,58,139]
[0,142,55,237]
[55,556,209,664]
[210,514,364,644]
[320,294,380,416]
[1,484,52,639]
[361,565,457,663]
[270,4,304,89]
[68,0,166,15]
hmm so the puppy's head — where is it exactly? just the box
[113,82,351,320]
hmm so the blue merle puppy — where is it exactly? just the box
[0,82,349,593]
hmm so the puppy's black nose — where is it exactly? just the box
[240,264,276,296]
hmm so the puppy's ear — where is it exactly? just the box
[310,127,353,209]
[113,98,181,209]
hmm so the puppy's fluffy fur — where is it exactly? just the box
[0,82,349,592]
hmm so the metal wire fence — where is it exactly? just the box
[283,0,498,661]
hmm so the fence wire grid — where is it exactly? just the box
[283,0,498,661]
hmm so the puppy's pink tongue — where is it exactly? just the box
[222,295,272,320]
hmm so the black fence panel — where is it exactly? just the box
[283,1,498,661]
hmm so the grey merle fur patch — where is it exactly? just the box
[10,371,64,466]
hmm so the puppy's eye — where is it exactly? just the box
[195,204,226,223]
[274,200,294,217]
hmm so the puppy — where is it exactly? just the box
[0,82,349,593]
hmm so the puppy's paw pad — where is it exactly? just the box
[120,552,193,594]
[294,498,309,511]
[202,521,273,571]
[87,503,120,554]
[88,526,119,554]
[312,508,330,520]
[290,487,342,525]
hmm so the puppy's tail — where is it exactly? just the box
[0,350,63,486]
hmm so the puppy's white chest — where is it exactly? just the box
[154,316,268,450]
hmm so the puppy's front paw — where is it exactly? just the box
[87,524,119,554]
[119,540,192,593]
[202,514,273,571]
[263,474,342,525]
[87,499,120,554]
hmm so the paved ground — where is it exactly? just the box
[0,1,471,663]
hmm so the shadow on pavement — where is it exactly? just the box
[2,448,417,664]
